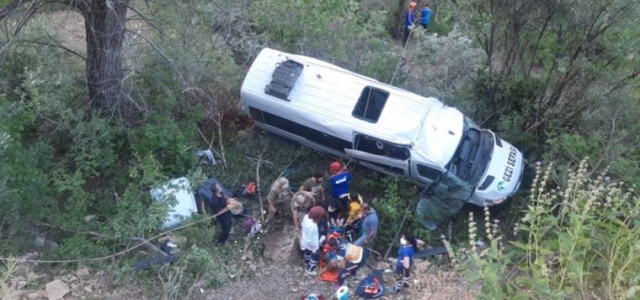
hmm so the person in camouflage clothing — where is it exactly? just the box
[266,177,294,222]
[291,190,316,231]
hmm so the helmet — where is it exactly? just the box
[329,162,342,172]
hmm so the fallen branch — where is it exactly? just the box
[5,207,231,264]
[32,221,168,257]
[254,145,268,223]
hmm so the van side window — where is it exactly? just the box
[249,107,265,123]
[354,134,410,160]
[250,107,352,152]
[417,164,443,181]
[352,86,389,123]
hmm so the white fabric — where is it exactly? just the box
[301,215,320,252]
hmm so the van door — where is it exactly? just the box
[344,149,409,176]
[345,133,411,177]
[411,161,445,186]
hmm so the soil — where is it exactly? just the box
[194,216,477,300]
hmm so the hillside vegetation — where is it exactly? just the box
[1,0,639,299]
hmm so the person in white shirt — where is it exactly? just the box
[300,206,327,275]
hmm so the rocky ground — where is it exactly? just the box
[1,215,476,300]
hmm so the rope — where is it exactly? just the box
[389,26,416,86]
[0,207,232,264]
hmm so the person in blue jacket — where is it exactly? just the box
[420,1,432,30]
[329,162,352,210]
[403,1,417,47]
[389,232,418,294]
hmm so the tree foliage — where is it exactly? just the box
[0,0,640,297]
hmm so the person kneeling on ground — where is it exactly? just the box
[327,237,370,290]
[301,206,327,276]
[389,232,418,294]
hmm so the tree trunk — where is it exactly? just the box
[78,0,129,114]
[388,0,407,40]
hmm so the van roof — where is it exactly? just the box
[245,48,448,144]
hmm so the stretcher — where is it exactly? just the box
[317,257,339,282]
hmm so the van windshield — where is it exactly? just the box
[416,171,474,230]
[446,118,494,186]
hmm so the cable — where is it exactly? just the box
[0,207,232,264]
[389,26,416,86]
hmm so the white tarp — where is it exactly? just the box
[150,177,197,230]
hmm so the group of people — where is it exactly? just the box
[198,161,418,294]
[404,1,432,46]
[265,161,416,294]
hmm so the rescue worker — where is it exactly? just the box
[291,189,315,231]
[299,171,326,206]
[420,1,432,30]
[345,192,364,241]
[326,197,346,227]
[208,183,238,246]
[328,162,352,209]
[327,237,370,289]
[404,1,417,47]
[301,206,327,276]
[266,177,294,222]
[389,232,418,294]
[354,203,378,247]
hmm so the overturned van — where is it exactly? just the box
[240,48,524,207]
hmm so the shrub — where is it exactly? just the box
[460,158,640,299]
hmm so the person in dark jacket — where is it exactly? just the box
[209,183,234,246]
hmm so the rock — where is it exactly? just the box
[85,279,100,290]
[46,280,70,300]
[16,280,28,290]
[94,271,105,277]
[241,255,248,261]
[71,283,79,290]
[290,288,299,293]
[83,215,96,222]
[249,264,257,272]
[246,251,254,260]
[67,275,78,282]
[84,285,93,293]
[26,292,43,300]
[75,268,90,277]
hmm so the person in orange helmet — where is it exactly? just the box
[404,1,418,46]
[328,161,352,217]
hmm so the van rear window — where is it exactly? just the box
[352,86,389,123]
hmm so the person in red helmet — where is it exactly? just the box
[328,161,352,222]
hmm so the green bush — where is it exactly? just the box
[368,179,432,253]
[460,159,640,299]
